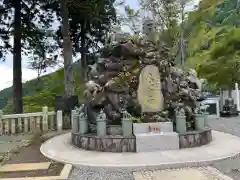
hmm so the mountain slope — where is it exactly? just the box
[0,68,84,114]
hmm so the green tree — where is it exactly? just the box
[61,0,74,97]
[185,0,240,94]
[0,0,55,113]
[40,0,117,81]
[13,0,23,113]
[197,28,240,95]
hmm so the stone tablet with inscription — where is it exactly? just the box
[137,65,164,112]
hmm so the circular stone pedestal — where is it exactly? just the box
[72,133,136,152]
[72,129,212,152]
[41,131,240,172]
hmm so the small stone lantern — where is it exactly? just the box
[78,105,88,134]
[96,110,107,136]
[121,109,133,136]
[175,108,186,133]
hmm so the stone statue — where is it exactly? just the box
[187,69,202,91]
[84,80,103,100]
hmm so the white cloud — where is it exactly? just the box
[0,61,59,91]
[0,44,60,91]
[0,63,37,90]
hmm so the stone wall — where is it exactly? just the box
[179,128,212,148]
[72,129,212,152]
[72,133,136,152]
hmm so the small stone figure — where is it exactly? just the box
[122,109,132,120]
[75,104,84,114]
[194,107,201,115]
[84,80,103,100]
[175,107,185,117]
[97,109,107,121]
[187,69,202,91]
[75,104,86,119]
[199,104,210,114]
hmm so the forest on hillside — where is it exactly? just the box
[0,0,240,114]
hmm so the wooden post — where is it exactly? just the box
[0,110,3,135]
[57,110,63,132]
[42,106,48,132]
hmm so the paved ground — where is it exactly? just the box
[68,117,240,180]
[41,131,240,170]
[209,117,240,180]
[2,118,240,180]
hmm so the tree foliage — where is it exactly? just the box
[185,0,240,90]
[0,0,56,61]
[197,28,240,89]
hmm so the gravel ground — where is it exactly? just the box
[68,117,240,180]
[68,168,135,180]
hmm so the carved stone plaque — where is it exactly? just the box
[137,65,164,112]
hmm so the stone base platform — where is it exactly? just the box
[72,133,136,152]
[179,128,212,148]
[41,131,240,172]
[135,132,179,152]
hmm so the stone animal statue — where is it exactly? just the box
[187,69,202,91]
[84,80,103,100]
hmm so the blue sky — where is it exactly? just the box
[0,0,199,90]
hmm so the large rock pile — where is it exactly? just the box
[84,38,203,129]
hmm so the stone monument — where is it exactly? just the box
[137,64,164,113]
[81,36,205,128]
[68,0,212,152]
